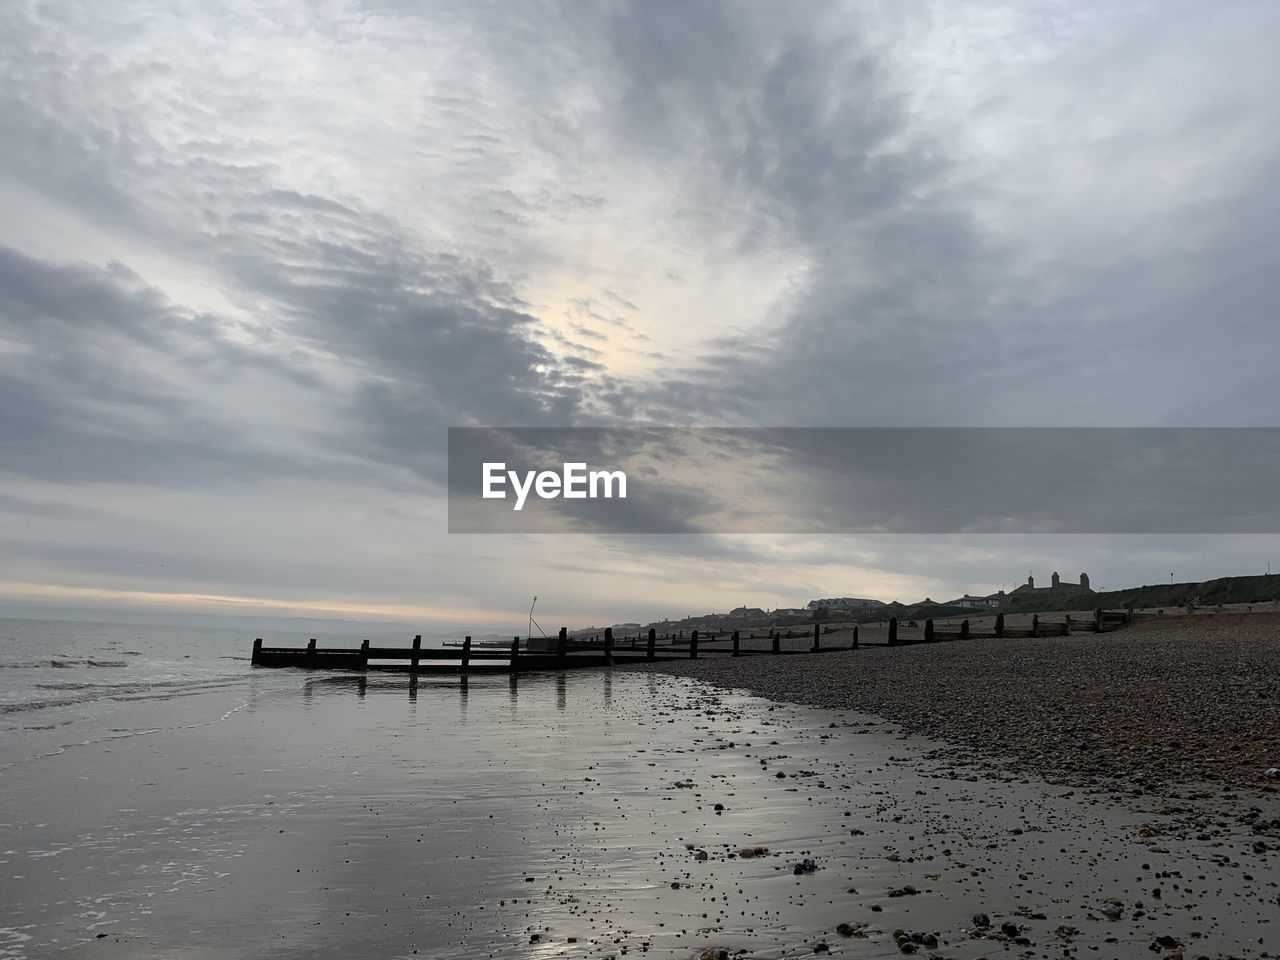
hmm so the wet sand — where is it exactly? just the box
[1,669,1276,959]
[635,613,1280,794]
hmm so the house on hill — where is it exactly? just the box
[805,597,887,611]
[1011,571,1093,598]
[941,591,1007,608]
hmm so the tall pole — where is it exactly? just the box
[528,596,538,641]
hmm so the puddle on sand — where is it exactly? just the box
[0,671,1275,959]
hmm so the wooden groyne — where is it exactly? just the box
[250,625,839,674]
[918,607,1129,643]
[250,608,1138,674]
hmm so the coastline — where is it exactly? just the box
[2,619,1277,958]
[625,613,1280,796]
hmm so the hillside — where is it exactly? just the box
[1003,573,1280,613]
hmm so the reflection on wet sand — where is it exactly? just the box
[2,670,1274,960]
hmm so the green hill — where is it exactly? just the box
[1004,574,1280,613]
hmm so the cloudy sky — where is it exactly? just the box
[2,0,1279,633]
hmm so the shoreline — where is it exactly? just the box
[1,661,1276,958]
[624,613,1280,799]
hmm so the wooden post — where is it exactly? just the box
[771,632,780,654]
[732,629,740,657]
[960,619,969,640]
[1065,614,1072,632]
[994,613,1005,638]
[359,638,369,672]
[1093,608,1103,633]
[1126,607,1134,623]
[646,628,656,660]
[851,624,859,649]
[690,630,699,659]
[812,623,821,652]
[461,636,472,674]
[306,637,317,669]
[410,634,421,674]
[510,636,520,673]
[1031,614,1039,638]
[924,618,935,643]
[604,627,614,665]
[888,617,898,646]
[557,626,568,661]
[252,638,262,666]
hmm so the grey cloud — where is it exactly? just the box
[448,427,1280,535]
[0,245,316,485]
[2,0,1279,621]
[568,322,609,342]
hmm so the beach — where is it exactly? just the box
[1,616,1277,958]
[634,613,1280,794]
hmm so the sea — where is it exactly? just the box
[0,618,355,770]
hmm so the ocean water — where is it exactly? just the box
[0,618,340,770]
[1,618,252,707]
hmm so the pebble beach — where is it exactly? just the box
[628,613,1280,796]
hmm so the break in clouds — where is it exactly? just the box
[2,0,1280,626]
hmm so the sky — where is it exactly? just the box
[2,0,1280,635]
